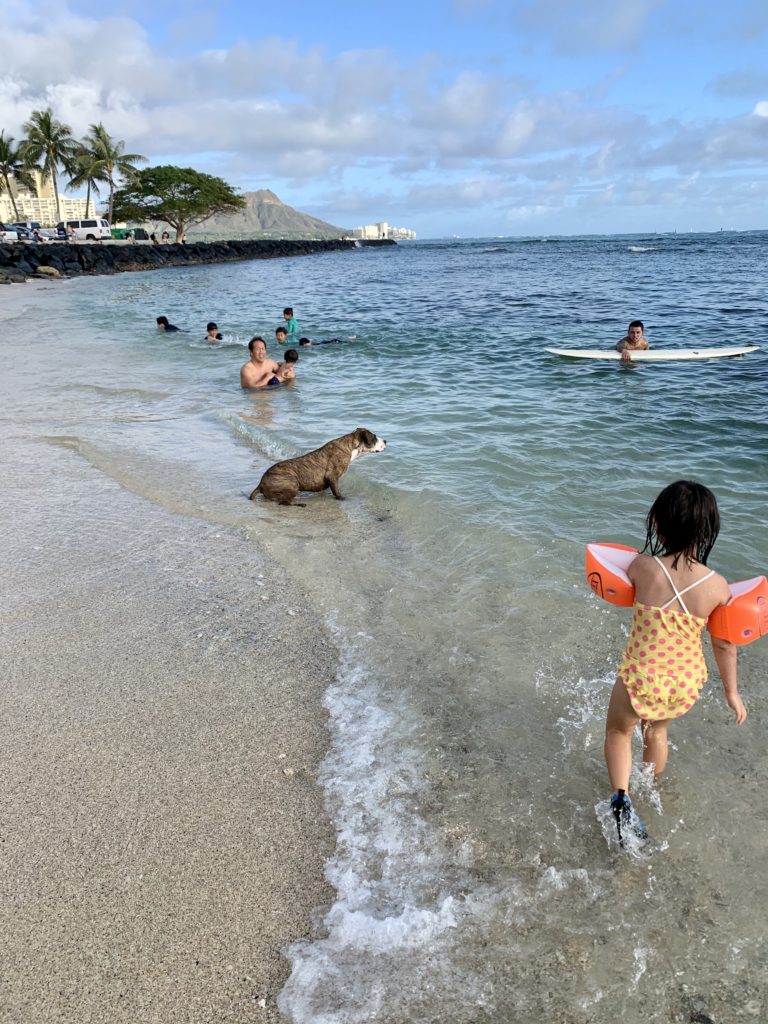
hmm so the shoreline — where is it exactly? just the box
[0,237,396,282]
[0,432,337,1022]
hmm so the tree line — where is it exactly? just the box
[0,108,245,240]
[0,108,146,224]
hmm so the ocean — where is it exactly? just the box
[3,232,767,1022]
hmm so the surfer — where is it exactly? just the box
[615,320,649,363]
[602,480,746,846]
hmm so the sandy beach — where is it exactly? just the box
[0,369,337,1023]
[4,233,766,1024]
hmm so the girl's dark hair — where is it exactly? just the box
[643,480,720,568]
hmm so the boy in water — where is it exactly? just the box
[205,322,223,343]
[156,315,181,333]
[615,320,649,363]
[275,326,288,345]
[269,349,299,384]
[283,307,300,344]
[298,336,353,347]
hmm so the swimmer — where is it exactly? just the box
[240,337,280,389]
[615,320,649,363]
[156,315,181,333]
[205,321,224,343]
[298,336,354,347]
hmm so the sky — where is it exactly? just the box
[2,0,768,237]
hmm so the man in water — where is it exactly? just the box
[240,337,280,389]
[615,320,649,363]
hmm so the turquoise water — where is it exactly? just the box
[4,232,767,1022]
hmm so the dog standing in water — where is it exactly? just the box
[250,428,387,506]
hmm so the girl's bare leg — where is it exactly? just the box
[604,679,641,792]
[641,719,671,777]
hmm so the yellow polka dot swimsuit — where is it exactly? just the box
[618,557,714,722]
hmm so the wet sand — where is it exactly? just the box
[0,431,336,1022]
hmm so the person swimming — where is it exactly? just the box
[205,321,224,343]
[298,336,355,347]
[156,315,182,333]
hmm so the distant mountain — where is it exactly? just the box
[187,189,348,240]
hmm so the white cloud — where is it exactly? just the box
[517,0,665,53]
[3,0,768,235]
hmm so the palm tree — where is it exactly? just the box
[21,108,78,222]
[68,145,106,219]
[85,123,146,224]
[0,130,36,221]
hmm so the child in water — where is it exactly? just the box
[156,315,181,332]
[205,321,223,343]
[603,480,746,843]
[274,348,299,382]
[283,307,300,344]
[267,349,299,385]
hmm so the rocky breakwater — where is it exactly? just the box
[0,237,395,283]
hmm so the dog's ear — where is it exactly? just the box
[357,428,376,447]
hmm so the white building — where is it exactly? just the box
[0,171,94,225]
[352,221,416,240]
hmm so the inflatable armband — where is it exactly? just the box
[585,543,637,607]
[585,543,767,646]
[707,577,768,645]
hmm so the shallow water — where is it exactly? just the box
[3,232,767,1022]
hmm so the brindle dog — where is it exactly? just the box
[250,427,387,506]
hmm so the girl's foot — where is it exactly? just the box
[610,789,648,847]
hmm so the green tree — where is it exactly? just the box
[112,165,246,241]
[0,130,35,221]
[67,145,105,219]
[21,107,78,222]
[84,123,146,224]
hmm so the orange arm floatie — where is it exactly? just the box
[585,543,768,646]
[585,543,637,607]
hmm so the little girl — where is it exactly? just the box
[604,480,747,842]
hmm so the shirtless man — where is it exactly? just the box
[240,337,280,389]
[615,320,649,363]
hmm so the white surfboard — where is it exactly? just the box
[546,346,759,361]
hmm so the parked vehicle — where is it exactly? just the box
[111,226,149,241]
[55,218,111,241]
[12,224,31,240]
[0,223,19,241]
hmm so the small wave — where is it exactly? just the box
[279,636,481,1023]
[58,383,170,400]
[627,245,658,253]
[188,335,247,349]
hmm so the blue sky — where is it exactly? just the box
[3,0,768,236]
